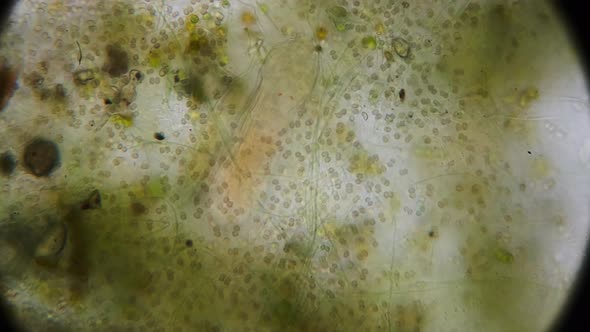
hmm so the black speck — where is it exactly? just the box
[104,98,113,105]
[185,239,193,247]
[54,84,67,99]
[527,151,532,155]
[174,74,180,83]
[23,138,60,177]
[154,132,165,141]
[314,45,323,52]
[134,71,143,80]
[1,151,17,176]
[399,88,406,101]
[428,230,435,238]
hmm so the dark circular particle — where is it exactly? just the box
[23,138,60,177]
[154,132,165,141]
[185,239,193,247]
[0,151,16,176]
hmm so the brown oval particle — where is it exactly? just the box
[23,138,60,177]
[154,132,165,141]
[0,151,17,176]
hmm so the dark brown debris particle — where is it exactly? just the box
[23,138,60,177]
[0,64,18,111]
[132,70,143,81]
[0,151,17,176]
[154,132,165,141]
[399,88,406,101]
[428,229,438,239]
[103,44,129,77]
[80,189,102,210]
[131,202,147,216]
[185,239,193,247]
[54,84,67,99]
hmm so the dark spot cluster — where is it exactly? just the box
[131,201,147,216]
[24,71,67,102]
[176,72,206,102]
[103,44,130,77]
[1,138,61,178]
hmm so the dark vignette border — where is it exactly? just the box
[0,1,588,331]
[0,1,21,330]
[549,1,590,330]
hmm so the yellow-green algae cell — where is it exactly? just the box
[0,1,589,332]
